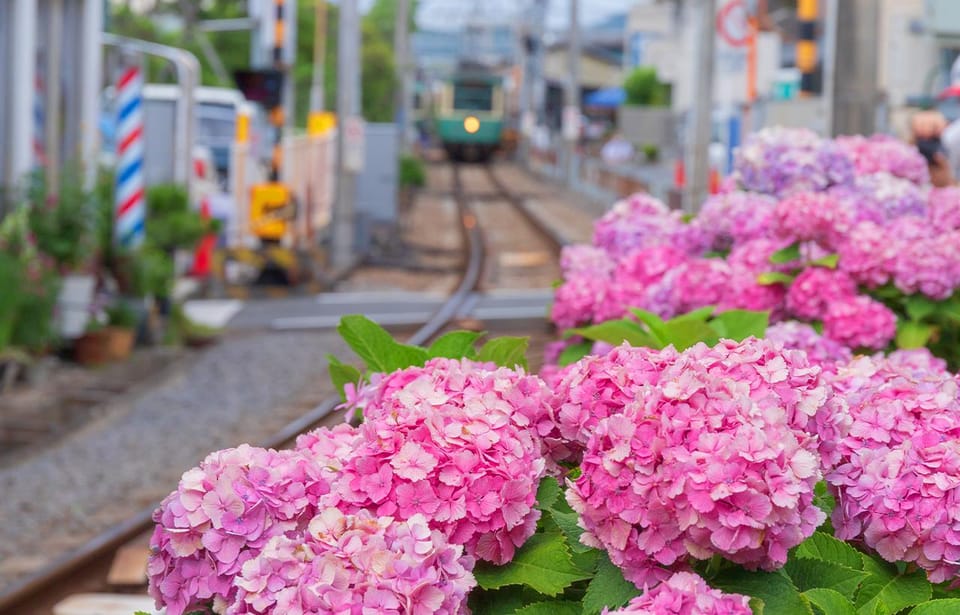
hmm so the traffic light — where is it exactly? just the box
[233,69,285,108]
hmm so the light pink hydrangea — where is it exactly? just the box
[602,572,751,614]
[331,358,549,564]
[593,194,689,259]
[148,445,335,615]
[610,246,689,315]
[719,264,786,319]
[835,134,929,185]
[772,192,852,249]
[229,509,475,614]
[927,186,960,232]
[665,259,732,315]
[726,237,793,273]
[786,267,858,320]
[891,233,960,300]
[734,127,855,197]
[822,295,897,350]
[765,321,852,370]
[567,339,829,586]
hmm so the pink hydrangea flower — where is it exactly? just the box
[610,246,690,316]
[772,192,852,249]
[694,191,777,251]
[836,221,896,288]
[602,571,751,614]
[148,445,335,615]
[822,295,897,350]
[719,264,787,319]
[891,233,960,300]
[927,186,960,232]
[332,358,550,564]
[665,258,732,315]
[593,194,688,259]
[726,237,794,273]
[230,510,475,614]
[567,339,830,586]
[786,267,858,320]
[734,127,855,197]
[835,134,929,185]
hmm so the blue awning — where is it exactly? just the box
[585,87,626,108]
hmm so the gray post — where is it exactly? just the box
[395,0,413,153]
[821,0,838,137]
[517,16,531,163]
[829,0,879,136]
[684,0,716,213]
[331,0,361,269]
[80,0,104,187]
[564,0,581,185]
[9,0,38,185]
[309,0,328,112]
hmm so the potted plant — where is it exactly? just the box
[73,319,111,366]
[103,301,138,360]
[25,166,97,339]
[398,154,426,216]
[619,67,675,161]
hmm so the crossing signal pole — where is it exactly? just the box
[331,0,362,269]
[269,0,286,183]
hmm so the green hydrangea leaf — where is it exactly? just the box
[536,477,561,511]
[904,296,938,321]
[513,601,582,615]
[385,343,431,371]
[473,532,592,595]
[558,341,593,366]
[549,509,592,553]
[784,558,868,600]
[803,588,857,615]
[794,531,864,570]
[896,321,936,349]
[582,552,642,615]
[712,569,813,615]
[467,586,547,615]
[337,314,398,372]
[327,354,362,402]
[710,309,769,341]
[810,254,840,269]
[428,330,484,359]
[662,319,720,351]
[476,336,529,369]
[669,305,717,323]
[770,242,802,264]
[758,271,796,285]
[909,599,960,614]
[629,308,670,344]
[569,319,659,348]
[855,556,931,615]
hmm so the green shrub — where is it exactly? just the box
[146,184,209,252]
[25,166,96,271]
[623,67,670,107]
[0,252,23,351]
[399,155,427,189]
[106,301,139,329]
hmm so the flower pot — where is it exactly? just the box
[74,330,110,366]
[105,327,135,361]
[56,273,96,339]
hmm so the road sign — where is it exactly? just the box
[343,115,365,172]
[716,0,751,47]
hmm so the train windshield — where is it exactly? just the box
[453,82,494,111]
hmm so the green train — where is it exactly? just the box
[435,71,505,162]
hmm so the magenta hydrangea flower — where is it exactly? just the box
[772,192,852,249]
[560,244,617,278]
[835,134,929,185]
[836,221,896,287]
[726,237,793,273]
[786,267,858,320]
[719,265,786,319]
[148,445,335,615]
[602,572,752,615]
[331,358,549,564]
[610,246,690,315]
[734,127,855,197]
[551,273,616,329]
[927,186,960,232]
[822,295,897,350]
[230,509,475,614]
[694,191,777,251]
[765,321,852,370]
[567,339,829,586]
[665,258,732,315]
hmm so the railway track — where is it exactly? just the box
[0,161,565,614]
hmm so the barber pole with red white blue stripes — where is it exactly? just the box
[114,65,146,248]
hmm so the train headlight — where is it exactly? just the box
[464,116,480,134]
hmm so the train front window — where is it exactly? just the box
[453,83,493,112]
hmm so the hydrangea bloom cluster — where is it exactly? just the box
[602,572,751,615]
[771,192,852,249]
[823,351,960,582]
[733,127,855,197]
[822,295,897,350]
[835,134,929,185]
[765,321,852,370]
[830,172,926,223]
[330,358,549,565]
[148,445,334,615]
[567,339,829,586]
[229,509,475,614]
[785,267,857,320]
[593,193,706,259]
[693,191,776,251]
[927,186,960,232]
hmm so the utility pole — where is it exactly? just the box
[563,0,581,186]
[309,0,327,113]
[828,0,878,136]
[331,0,361,269]
[685,0,716,214]
[395,0,413,153]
